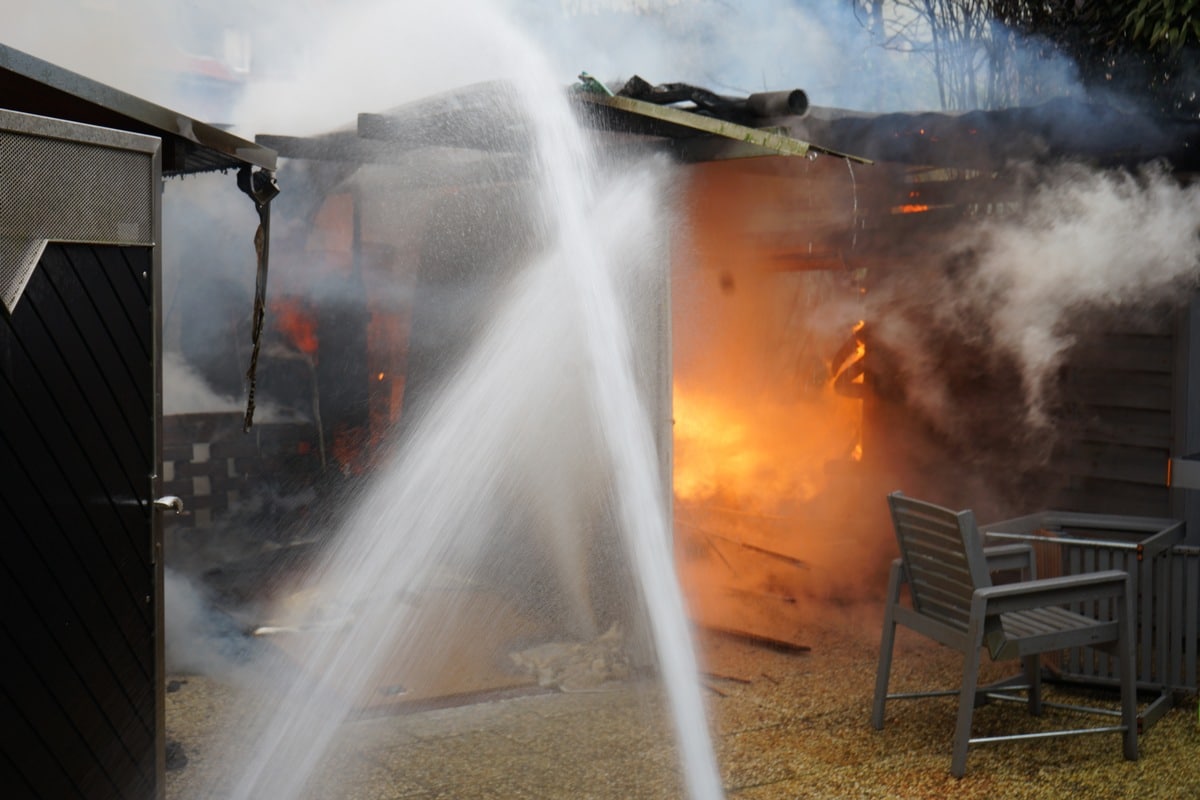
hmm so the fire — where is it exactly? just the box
[673,369,863,511]
[672,346,867,643]
[672,385,765,503]
[272,296,319,355]
[671,157,881,644]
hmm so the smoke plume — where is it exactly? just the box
[164,568,265,684]
[872,162,1200,446]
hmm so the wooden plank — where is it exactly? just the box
[573,91,875,162]
[1053,480,1170,517]
[903,537,971,570]
[861,174,1029,210]
[906,561,970,587]
[1002,607,1094,639]
[1061,442,1169,486]
[909,577,973,617]
[1068,334,1173,373]
[1072,407,1173,449]
[914,595,971,629]
[1060,371,1173,411]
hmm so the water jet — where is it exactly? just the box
[190,15,724,800]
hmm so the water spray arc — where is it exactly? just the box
[518,77,725,800]
[210,21,724,800]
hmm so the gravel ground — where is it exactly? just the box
[165,602,1200,799]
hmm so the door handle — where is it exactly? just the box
[153,495,184,514]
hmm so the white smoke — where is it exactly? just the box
[507,0,938,109]
[4,0,179,108]
[874,163,1200,434]
[161,351,243,415]
[4,0,937,139]
[4,0,1093,139]
[162,348,306,422]
[231,0,874,138]
[164,568,264,684]
[229,0,535,137]
[967,164,1200,423]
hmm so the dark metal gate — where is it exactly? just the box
[0,111,164,799]
[982,511,1196,729]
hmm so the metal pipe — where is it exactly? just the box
[745,89,809,118]
[985,531,1143,551]
[984,693,1123,718]
[969,725,1127,745]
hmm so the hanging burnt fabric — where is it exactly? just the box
[237,165,280,432]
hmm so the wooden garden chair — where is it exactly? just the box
[871,491,1138,777]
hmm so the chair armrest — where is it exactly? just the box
[982,544,1035,577]
[974,569,1130,615]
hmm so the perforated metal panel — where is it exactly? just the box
[0,110,157,313]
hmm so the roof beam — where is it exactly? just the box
[572,92,872,164]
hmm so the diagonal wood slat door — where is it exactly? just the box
[1,242,157,800]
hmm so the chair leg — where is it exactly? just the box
[1022,655,1042,716]
[951,619,985,778]
[872,560,904,730]
[1118,579,1138,761]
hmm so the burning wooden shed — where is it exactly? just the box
[0,43,276,799]
[148,78,856,710]
[167,73,1200,716]
[649,90,1200,718]
[665,97,1200,643]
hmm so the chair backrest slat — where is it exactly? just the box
[888,492,989,632]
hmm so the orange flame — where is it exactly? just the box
[673,344,864,511]
[671,158,884,641]
[272,297,319,355]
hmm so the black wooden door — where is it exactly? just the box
[0,242,159,799]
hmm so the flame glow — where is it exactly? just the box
[272,297,319,355]
[673,365,863,510]
[671,158,874,641]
